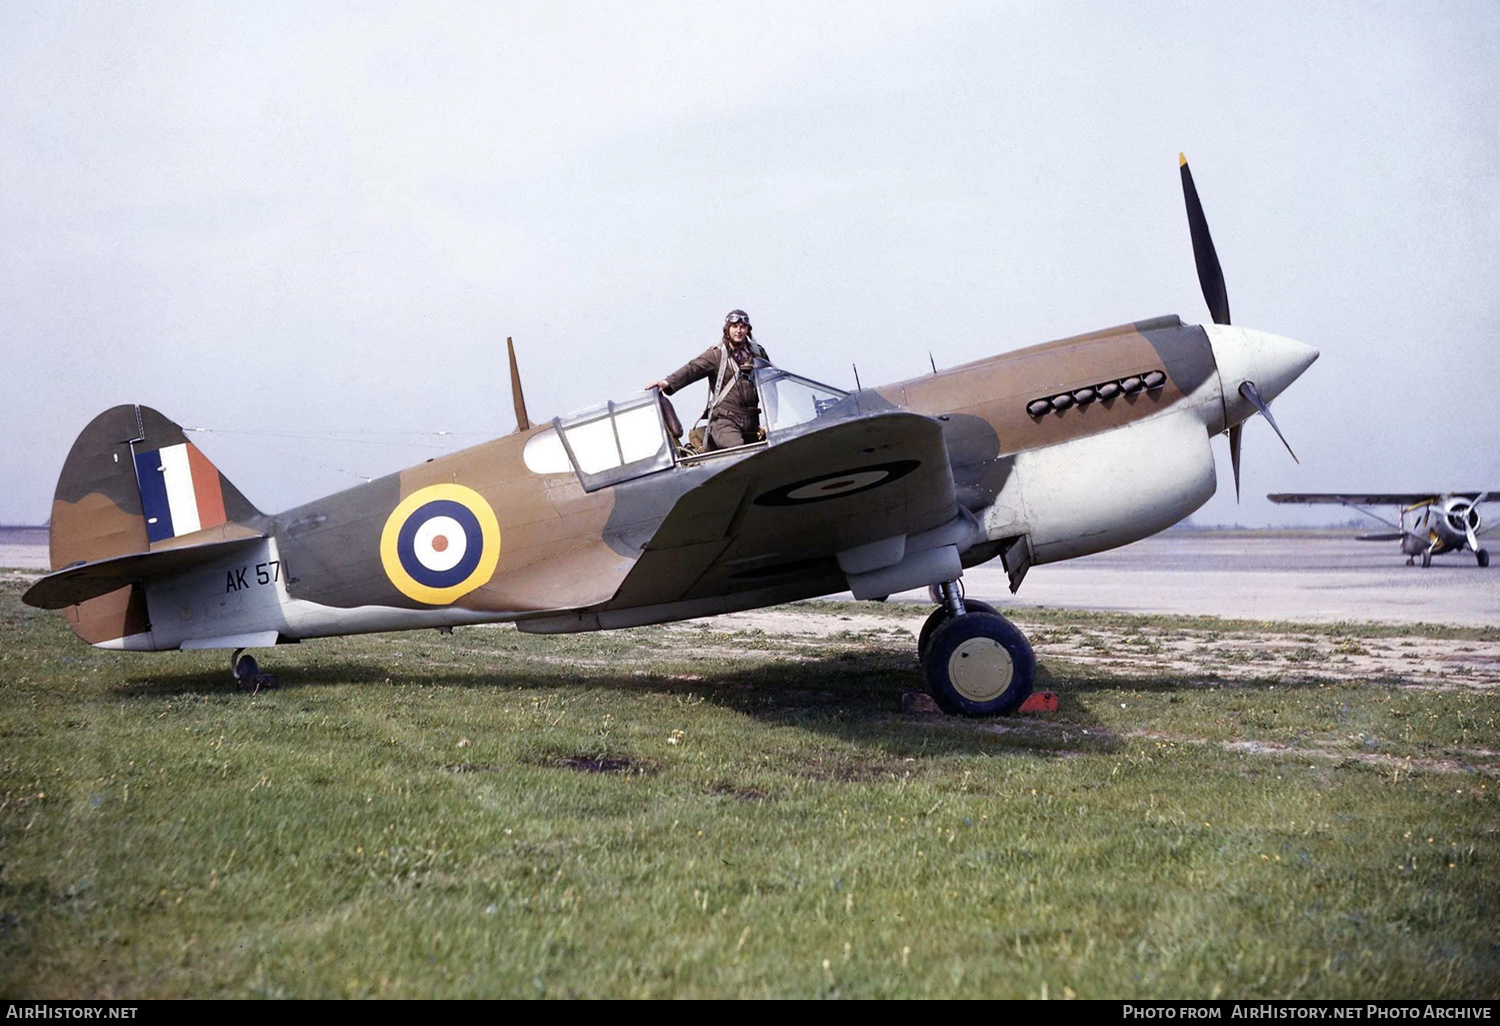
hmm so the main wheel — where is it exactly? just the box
[1421,550,1432,568]
[922,612,1035,717]
[1478,549,1490,568]
[234,653,259,683]
[917,599,998,660]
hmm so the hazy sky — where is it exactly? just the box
[3,1,1497,528]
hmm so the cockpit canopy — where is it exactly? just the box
[523,361,851,491]
[522,392,673,490]
[756,365,848,434]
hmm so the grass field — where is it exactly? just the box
[2,573,1498,998]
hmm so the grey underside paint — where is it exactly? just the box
[519,572,851,634]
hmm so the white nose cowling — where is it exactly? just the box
[1204,324,1319,427]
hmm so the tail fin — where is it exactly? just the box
[50,404,264,570]
[46,405,264,646]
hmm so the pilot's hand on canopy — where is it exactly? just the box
[647,379,669,392]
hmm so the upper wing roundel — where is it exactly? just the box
[755,461,921,506]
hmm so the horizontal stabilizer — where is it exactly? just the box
[23,535,265,610]
[1355,531,1408,542]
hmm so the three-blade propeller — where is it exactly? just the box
[1180,152,1296,501]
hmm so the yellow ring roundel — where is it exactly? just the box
[379,484,501,605]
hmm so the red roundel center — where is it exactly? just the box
[820,480,856,492]
[431,535,449,552]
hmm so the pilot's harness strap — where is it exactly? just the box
[702,341,764,430]
[706,341,738,421]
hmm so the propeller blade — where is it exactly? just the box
[1469,492,1487,552]
[1239,380,1298,463]
[1228,422,1243,502]
[1180,153,1231,325]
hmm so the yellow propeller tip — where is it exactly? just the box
[1178,152,1188,166]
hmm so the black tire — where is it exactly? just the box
[922,611,1035,717]
[1421,550,1432,568]
[1479,549,1490,568]
[917,599,998,660]
[235,653,259,682]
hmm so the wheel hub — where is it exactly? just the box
[947,637,1014,701]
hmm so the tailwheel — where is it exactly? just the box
[917,599,997,660]
[1479,549,1490,568]
[231,648,256,684]
[922,611,1035,717]
[230,648,277,693]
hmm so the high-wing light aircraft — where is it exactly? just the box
[23,157,1319,716]
[1268,492,1494,567]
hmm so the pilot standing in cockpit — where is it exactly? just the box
[648,309,770,451]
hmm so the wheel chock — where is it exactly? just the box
[238,672,280,693]
[1018,691,1059,714]
[901,691,942,714]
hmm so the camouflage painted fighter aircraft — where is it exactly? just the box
[23,156,1320,716]
[1267,492,1495,567]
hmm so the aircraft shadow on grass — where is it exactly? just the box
[102,652,1340,761]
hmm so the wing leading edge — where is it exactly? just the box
[1269,492,1497,506]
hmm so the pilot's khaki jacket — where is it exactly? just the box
[662,341,769,433]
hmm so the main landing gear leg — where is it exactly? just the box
[939,579,966,618]
[918,581,998,658]
[918,579,1035,717]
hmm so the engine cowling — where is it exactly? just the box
[1004,409,1217,564]
[1435,497,1481,550]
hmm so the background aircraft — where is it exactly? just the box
[1268,492,1494,567]
[22,158,1319,717]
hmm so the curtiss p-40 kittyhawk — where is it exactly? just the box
[24,157,1319,716]
[1268,492,1495,567]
